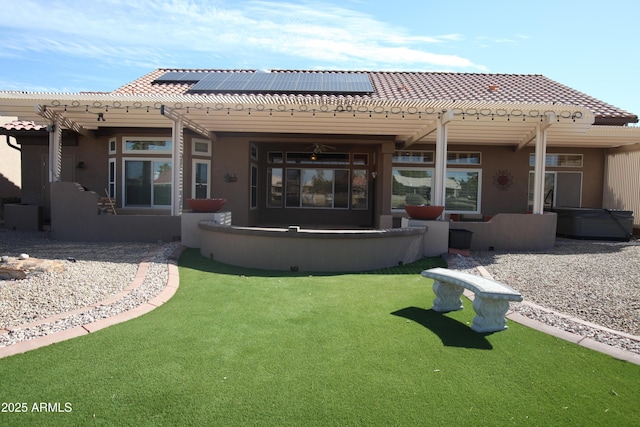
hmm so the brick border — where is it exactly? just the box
[446,253,640,365]
[0,246,183,359]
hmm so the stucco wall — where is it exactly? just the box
[199,222,426,272]
[50,182,180,242]
[0,116,21,199]
[15,128,609,230]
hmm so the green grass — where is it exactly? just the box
[1,249,639,426]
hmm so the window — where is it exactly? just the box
[447,152,481,165]
[108,159,116,199]
[392,167,433,208]
[109,137,117,154]
[268,152,284,163]
[528,171,582,210]
[250,164,258,209]
[352,170,368,209]
[392,167,481,213]
[267,168,283,207]
[123,137,172,154]
[192,138,211,156]
[192,160,210,199]
[353,154,369,165]
[446,169,480,213]
[266,148,369,210]
[250,143,258,161]
[283,168,349,209]
[529,153,583,167]
[393,150,434,164]
[124,159,172,207]
[286,152,350,165]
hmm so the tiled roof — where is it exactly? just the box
[112,69,638,125]
[0,120,46,131]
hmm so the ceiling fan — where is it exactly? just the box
[307,143,336,154]
[306,143,336,160]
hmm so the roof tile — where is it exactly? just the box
[111,69,637,124]
[0,120,46,131]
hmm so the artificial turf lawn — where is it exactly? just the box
[1,249,639,426]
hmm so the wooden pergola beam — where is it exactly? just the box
[34,104,95,137]
[515,113,555,151]
[160,105,215,140]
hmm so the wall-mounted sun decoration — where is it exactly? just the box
[493,169,514,191]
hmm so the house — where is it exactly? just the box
[0,69,638,269]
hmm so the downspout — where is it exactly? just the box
[5,135,21,152]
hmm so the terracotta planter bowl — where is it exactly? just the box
[186,198,227,213]
[404,205,445,220]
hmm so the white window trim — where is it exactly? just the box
[391,166,482,214]
[446,168,482,215]
[192,138,212,156]
[392,150,434,164]
[108,159,116,199]
[108,137,117,155]
[529,153,584,168]
[447,151,482,165]
[123,136,173,154]
[121,157,173,208]
[391,166,435,212]
[192,159,211,199]
[250,163,258,210]
[250,143,258,161]
[527,171,583,210]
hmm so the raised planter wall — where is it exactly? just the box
[199,222,426,272]
[50,182,180,242]
[449,212,557,251]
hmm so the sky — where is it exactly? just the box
[0,0,639,118]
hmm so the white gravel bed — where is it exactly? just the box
[0,230,178,348]
[463,238,640,355]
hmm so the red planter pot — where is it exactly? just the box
[186,198,227,213]
[404,205,445,220]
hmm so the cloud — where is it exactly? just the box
[0,0,486,71]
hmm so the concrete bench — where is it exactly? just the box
[421,267,523,333]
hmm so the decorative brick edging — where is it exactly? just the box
[0,246,184,359]
[443,252,640,365]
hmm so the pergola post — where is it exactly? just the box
[532,122,549,214]
[433,111,453,215]
[171,116,184,216]
[48,115,63,182]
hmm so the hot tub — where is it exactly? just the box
[551,208,634,241]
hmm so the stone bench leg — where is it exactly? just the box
[471,297,510,333]
[432,280,464,312]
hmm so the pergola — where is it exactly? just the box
[2,91,640,217]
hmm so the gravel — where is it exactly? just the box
[0,229,179,348]
[451,238,640,355]
[2,229,639,356]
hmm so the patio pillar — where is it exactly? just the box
[48,115,63,182]
[433,111,453,214]
[171,116,184,216]
[532,122,549,214]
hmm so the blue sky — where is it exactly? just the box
[1,0,639,117]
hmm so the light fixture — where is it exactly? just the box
[97,113,106,122]
[310,153,317,161]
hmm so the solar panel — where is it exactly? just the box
[179,71,374,94]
